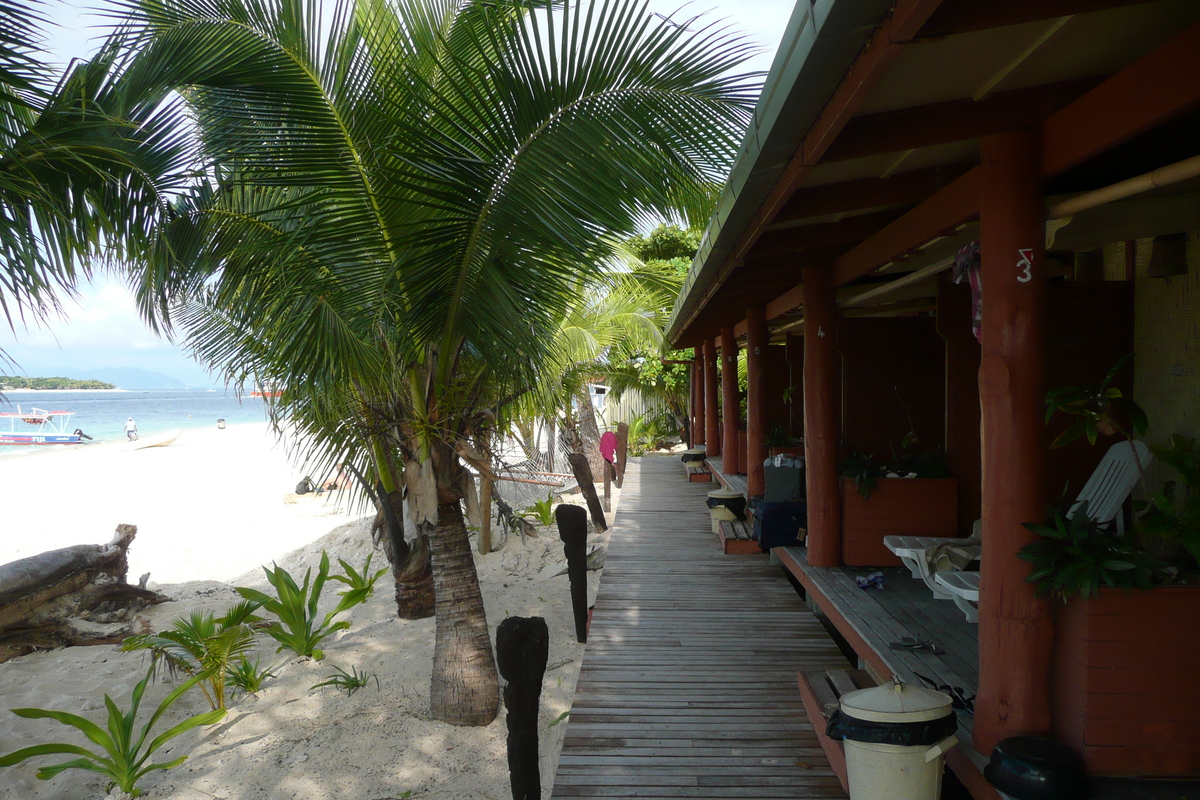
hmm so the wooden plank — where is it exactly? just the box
[551,457,852,799]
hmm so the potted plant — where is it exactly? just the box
[838,449,957,567]
[1024,361,1200,776]
[766,423,804,458]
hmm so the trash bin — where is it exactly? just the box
[825,679,958,800]
[217,419,226,429]
[705,489,746,533]
[680,446,706,466]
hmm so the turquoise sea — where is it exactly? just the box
[0,389,272,451]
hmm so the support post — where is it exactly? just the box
[802,265,841,568]
[555,505,589,643]
[693,355,706,447]
[567,452,607,532]
[746,305,768,499]
[615,422,628,488]
[975,128,1054,753]
[704,338,721,456]
[720,326,740,476]
[496,616,549,800]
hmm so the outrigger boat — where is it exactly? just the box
[0,406,87,445]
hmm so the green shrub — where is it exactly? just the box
[329,553,387,602]
[311,665,379,695]
[519,493,556,526]
[122,600,262,710]
[226,657,278,695]
[236,551,366,661]
[0,666,224,797]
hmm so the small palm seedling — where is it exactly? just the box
[311,665,379,695]
[0,666,224,797]
[1019,500,1153,599]
[520,492,556,526]
[329,553,387,603]
[236,551,367,660]
[122,600,262,710]
[226,657,278,695]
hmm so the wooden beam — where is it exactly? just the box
[767,284,805,321]
[720,0,948,271]
[918,0,1162,39]
[831,167,981,286]
[750,211,904,259]
[771,165,973,225]
[839,255,955,308]
[1041,20,1200,176]
[822,80,1098,164]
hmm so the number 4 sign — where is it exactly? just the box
[1016,248,1034,283]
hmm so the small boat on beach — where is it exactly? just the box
[0,407,87,445]
[133,429,181,449]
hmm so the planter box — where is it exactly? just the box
[1052,586,1200,776]
[840,478,958,567]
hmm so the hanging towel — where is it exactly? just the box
[952,240,982,344]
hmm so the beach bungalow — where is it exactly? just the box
[669,0,1200,795]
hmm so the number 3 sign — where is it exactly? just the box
[1016,248,1034,283]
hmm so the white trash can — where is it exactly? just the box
[826,680,959,800]
[681,446,706,467]
[705,489,745,534]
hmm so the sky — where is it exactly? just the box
[1,0,797,386]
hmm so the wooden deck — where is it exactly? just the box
[552,456,851,799]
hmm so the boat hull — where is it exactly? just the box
[0,434,82,445]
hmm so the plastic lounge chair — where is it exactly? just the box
[884,525,979,599]
[930,441,1152,622]
[888,440,1151,614]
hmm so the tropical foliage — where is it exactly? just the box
[116,0,754,725]
[122,600,263,710]
[1020,501,1152,600]
[0,667,224,797]
[236,552,369,661]
[0,0,187,359]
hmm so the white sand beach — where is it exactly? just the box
[0,425,609,799]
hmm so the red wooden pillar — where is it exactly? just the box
[704,338,720,456]
[720,327,739,475]
[746,305,768,498]
[693,355,705,447]
[975,129,1054,753]
[803,266,841,568]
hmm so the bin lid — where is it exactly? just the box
[839,681,953,724]
[706,489,744,500]
[683,446,706,455]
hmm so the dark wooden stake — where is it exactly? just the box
[567,452,607,532]
[603,459,612,513]
[615,422,629,487]
[496,616,549,800]
[555,504,589,643]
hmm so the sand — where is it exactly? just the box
[0,424,613,799]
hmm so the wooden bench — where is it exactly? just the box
[797,668,877,794]
[717,519,761,554]
[684,462,712,482]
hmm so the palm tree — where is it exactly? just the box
[0,1,188,355]
[120,0,755,725]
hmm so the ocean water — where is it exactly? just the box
[0,389,272,451]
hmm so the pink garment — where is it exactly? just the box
[600,431,617,463]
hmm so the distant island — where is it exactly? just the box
[0,376,116,390]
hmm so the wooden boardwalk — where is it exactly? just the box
[551,457,852,799]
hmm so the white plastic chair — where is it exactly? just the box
[892,440,1152,621]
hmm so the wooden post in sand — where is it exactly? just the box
[566,452,607,532]
[496,616,549,800]
[555,504,589,643]
[615,422,629,488]
[478,475,493,555]
[603,460,612,513]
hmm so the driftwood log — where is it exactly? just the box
[555,504,589,644]
[566,452,607,532]
[0,524,167,662]
[496,616,549,800]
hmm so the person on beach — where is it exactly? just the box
[124,417,138,441]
